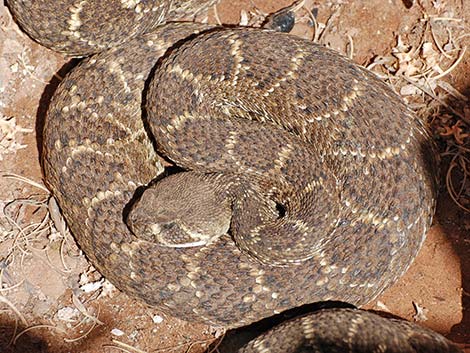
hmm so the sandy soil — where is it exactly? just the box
[0,0,469,352]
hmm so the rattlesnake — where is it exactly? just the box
[7,0,460,351]
[236,308,462,352]
[7,0,219,55]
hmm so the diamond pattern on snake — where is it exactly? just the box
[40,23,437,327]
[7,0,446,349]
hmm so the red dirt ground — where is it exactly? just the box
[0,1,468,352]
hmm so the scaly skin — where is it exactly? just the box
[42,24,437,328]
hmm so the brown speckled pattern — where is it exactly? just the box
[7,0,219,56]
[238,309,462,353]
[42,23,438,328]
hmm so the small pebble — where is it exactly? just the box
[111,328,125,336]
[152,314,164,324]
[80,280,103,293]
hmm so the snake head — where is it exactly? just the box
[126,172,232,248]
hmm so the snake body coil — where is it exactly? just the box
[7,0,453,350]
[237,309,462,353]
[41,23,437,327]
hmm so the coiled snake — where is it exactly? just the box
[7,0,460,351]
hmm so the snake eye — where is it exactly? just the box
[161,222,176,232]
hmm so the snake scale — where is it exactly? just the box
[7,0,461,351]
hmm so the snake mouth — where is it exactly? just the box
[153,220,216,248]
[128,213,213,248]
[153,221,210,248]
